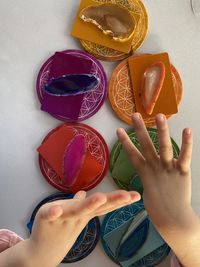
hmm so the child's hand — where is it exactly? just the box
[117,113,200,267]
[29,190,140,267]
[117,113,194,235]
[0,190,140,267]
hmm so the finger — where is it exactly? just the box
[155,114,174,166]
[61,193,107,218]
[91,191,140,216]
[94,191,141,216]
[74,191,87,200]
[117,128,145,172]
[40,204,64,221]
[177,128,193,173]
[87,190,132,217]
[132,113,158,163]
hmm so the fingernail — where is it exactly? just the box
[156,114,165,122]
[117,128,124,137]
[132,113,141,121]
[117,128,124,134]
[185,128,191,135]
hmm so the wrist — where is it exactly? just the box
[158,207,200,267]
[156,206,196,235]
[26,238,60,267]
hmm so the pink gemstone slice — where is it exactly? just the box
[63,135,86,187]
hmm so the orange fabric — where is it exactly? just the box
[37,124,103,192]
[71,0,140,54]
[128,53,178,118]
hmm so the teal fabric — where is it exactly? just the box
[121,222,165,267]
[103,215,165,267]
[116,217,149,261]
[103,216,134,255]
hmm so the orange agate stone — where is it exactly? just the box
[79,4,136,42]
[71,0,140,54]
[128,53,178,118]
[141,62,166,115]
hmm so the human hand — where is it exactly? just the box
[29,190,140,267]
[117,113,194,236]
[116,113,200,267]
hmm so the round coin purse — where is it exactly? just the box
[109,54,183,126]
[101,201,170,267]
[110,128,180,193]
[78,0,149,61]
[37,123,109,193]
[36,49,108,122]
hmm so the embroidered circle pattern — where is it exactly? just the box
[39,123,109,192]
[101,201,170,266]
[80,0,149,61]
[27,193,100,263]
[36,50,108,121]
[109,56,183,127]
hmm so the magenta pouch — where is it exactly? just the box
[41,52,95,121]
[37,50,108,122]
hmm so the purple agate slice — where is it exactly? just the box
[44,74,99,96]
[63,135,86,187]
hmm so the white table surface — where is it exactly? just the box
[0,0,200,266]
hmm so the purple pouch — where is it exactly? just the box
[41,52,93,120]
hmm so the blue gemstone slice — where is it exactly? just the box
[116,211,149,261]
[44,74,100,96]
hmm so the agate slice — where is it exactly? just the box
[116,210,149,261]
[80,4,135,42]
[140,62,166,115]
[63,135,86,187]
[44,74,99,96]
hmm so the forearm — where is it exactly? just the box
[159,208,200,267]
[0,240,34,267]
[0,239,59,267]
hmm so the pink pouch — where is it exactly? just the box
[171,253,181,267]
[0,229,23,253]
